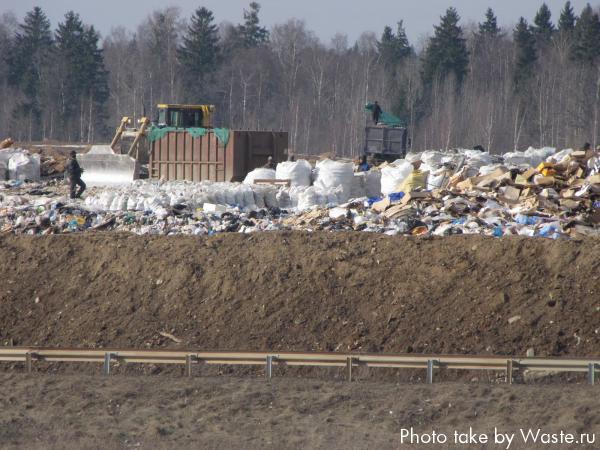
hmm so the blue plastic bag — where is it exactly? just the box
[539,223,560,239]
[388,192,405,202]
[366,196,383,207]
[515,214,541,225]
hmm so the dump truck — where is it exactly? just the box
[364,102,409,162]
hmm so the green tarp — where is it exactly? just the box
[213,128,230,147]
[364,103,406,127]
[147,126,230,147]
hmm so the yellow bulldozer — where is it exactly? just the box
[79,104,215,186]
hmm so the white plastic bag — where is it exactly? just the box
[478,164,503,176]
[262,185,279,208]
[243,168,276,185]
[463,150,492,169]
[8,153,40,181]
[380,161,413,195]
[547,148,573,164]
[275,160,312,187]
[297,186,321,210]
[313,159,354,202]
[276,188,291,209]
[350,173,367,199]
[420,151,444,168]
[427,168,447,190]
[238,184,256,210]
[504,147,556,167]
[365,170,382,198]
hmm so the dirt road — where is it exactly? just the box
[1,373,598,449]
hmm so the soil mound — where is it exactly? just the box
[0,232,598,356]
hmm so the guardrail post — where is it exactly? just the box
[266,355,274,380]
[426,360,435,384]
[103,352,113,376]
[588,363,596,385]
[185,354,193,377]
[347,357,354,382]
[26,352,32,374]
[506,360,513,385]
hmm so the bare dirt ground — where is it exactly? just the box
[1,232,600,448]
[0,232,599,357]
[1,373,600,449]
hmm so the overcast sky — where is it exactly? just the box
[1,0,595,44]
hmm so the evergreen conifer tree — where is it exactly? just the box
[55,12,109,140]
[378,22,412,70]
[478,8,500,37]
[82,25,109,122]
[422,7,469,87]
[178,7,220,93]
[558,1,577,33]
[238,2,269,48]
[55,11,87,128]
[377,26,397,69]
[513,17,537,91]
[571,3,600,63]
[7,6,53,133]
[532,3,556,42]
[395,21,413,59]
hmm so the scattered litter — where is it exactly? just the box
[159,331,182,343]
[0,147,597,238]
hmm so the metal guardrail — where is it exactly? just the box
[1,347,600,384]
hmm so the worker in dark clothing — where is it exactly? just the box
[356,155,371,172]
[263,156,276,169]
[372,101,382,125]
[65,151,86,199]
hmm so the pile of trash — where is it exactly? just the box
[0,147,598,237]
[285,147,599,238]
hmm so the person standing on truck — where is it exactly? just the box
[65,151,86,199]
[372,101,382,125]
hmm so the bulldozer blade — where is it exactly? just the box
[79,145,139,187]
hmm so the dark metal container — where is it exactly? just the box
[149,130,288,182]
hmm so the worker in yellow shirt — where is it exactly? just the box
[397,160,427,193]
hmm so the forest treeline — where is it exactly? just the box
[0,2,600,155]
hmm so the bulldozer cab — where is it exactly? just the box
[156,104,214,128]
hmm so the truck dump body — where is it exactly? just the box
[364,126,408,160]
[149,130,288,182]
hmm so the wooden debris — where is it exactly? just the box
[159,331,182,343]
[534,176,556,186]
[372,197,391,213]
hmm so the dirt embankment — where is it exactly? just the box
[0,232,599,356]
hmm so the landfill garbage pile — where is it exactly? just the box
[0,148,598,237]
[0,178,346,235]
